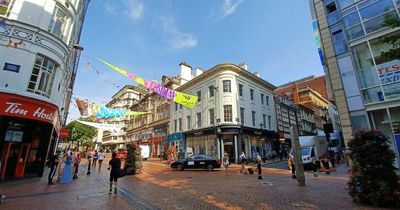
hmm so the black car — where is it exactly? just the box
[171,154,221,171]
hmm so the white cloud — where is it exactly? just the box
[214,0,243,22]
[104,2,117,15]
[126,0,144,22]
[161,17,197,50]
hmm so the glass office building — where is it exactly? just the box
[310,0,400,167]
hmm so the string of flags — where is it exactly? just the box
[97,58,199,109]
[75,98,148,118]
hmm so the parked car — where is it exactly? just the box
[116,149,127,160]
[171,154,221,171]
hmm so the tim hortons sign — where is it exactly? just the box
[0,92,59,125]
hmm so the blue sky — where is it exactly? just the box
[68,0,323,122]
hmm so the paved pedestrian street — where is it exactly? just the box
[0,158,386,210]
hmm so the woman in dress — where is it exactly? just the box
[60,152,73,184]
[223,153,229,176]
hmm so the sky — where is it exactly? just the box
[68,0,324,122]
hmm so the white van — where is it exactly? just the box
[140,145,150,160]
[288,135,328,169]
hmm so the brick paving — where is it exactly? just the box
[0,156,389,210]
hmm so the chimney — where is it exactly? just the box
[239,62,247,70]
[194,66,204,77]
[179,61,192,85]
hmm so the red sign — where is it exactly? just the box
[0,92,59,126]
[59,128,70,138]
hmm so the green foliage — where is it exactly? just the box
[347,130,400,208]
[379,15,400,62]
[66,120,96,149]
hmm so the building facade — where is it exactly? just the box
[310,0,400,166]
[0,0,90,180]
[101,85,143,150]
[170,63,277,163]
[126,76,180,157]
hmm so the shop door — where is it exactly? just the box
[1,142,23,180]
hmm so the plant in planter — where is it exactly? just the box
[347,130,400,208]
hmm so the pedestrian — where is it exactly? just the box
[60,152,73,184]
[256,155,262,180]
[0,159,5,204]
[289,156,296,179]
[47,151,59,185]
[73,153,81,179]
[239,151,246,173]
[86,150,92,175]
[92,150,98,168]
[108,152,121,195]
[223,153,229,176]
[98,150,105,170]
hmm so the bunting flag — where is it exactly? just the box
[76,120,122,133]
[75,98,147,118]
[97,58,198,109]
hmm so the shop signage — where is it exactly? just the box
[194,131,203,136]
[0,92,59,125]
[59,128,70,138]
[376,60,400,85]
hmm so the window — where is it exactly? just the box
[332,29,348,54]
[27,55,57,98]
[268,116,272,129]
[209,108,215,125]
[0,0,11,16]
[174,119,177,132]
[250,89,254,100]
[262,114,266,129]
[49,5,69,39]
[359,0,398,34]
[197,112,202,128]
[337,0,355,9]
[326,2,340,26]
[197,90,201,102]
[261,93,264,104]
[239,84,243,96]
[266,95,269,106]
[252,111,256,126]
[240,107,245,124]
[223,80,231,92]
[178,118,182,131]
[209,85,214,97]
[175,103,178,111]
[187,115,191,130]
[180,104,182,109]
[224,105,232,122]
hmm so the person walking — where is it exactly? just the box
[256,155,262,180]
[239,152,246,173]
[108,152,121,195]
[223,153,229,176]
[47,151,59,185]
[0,159,5,204]
[73,153,81,179]
[86,150,92,175]
[98,150,105,170]
[92,150,98,168]
[60,152,73,184]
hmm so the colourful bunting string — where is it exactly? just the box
[97,58,198,109]
[75,98,147,118]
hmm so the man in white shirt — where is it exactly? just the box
[97,150,105,170]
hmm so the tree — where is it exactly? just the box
[347,130,400,208]
[66,119,96,150]
[379,14,400,62]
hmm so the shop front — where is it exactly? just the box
[167,132,184,158]
[149,136,165,158]
[0,92,60,180]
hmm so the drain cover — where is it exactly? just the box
[260,181,273,186]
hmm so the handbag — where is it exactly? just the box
[119,168,126,178]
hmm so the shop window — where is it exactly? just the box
[223,80,231,93]
[352,42,380,89]
[49,4,70,40]
[224,105,232,122]
[27,54,57,98]
[361,86,383,103]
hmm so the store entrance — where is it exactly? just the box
[1,142,30,180]
[223,134,235,163]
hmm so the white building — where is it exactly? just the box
[0,0,90,180]
[170,62,277,163]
